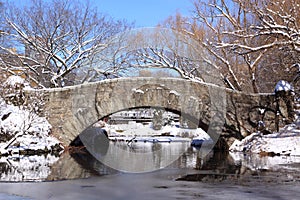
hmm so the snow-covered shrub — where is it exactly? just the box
[0,76,63,155]
[1,75,27,106]
[0,99,51,140]
[1,75,45,115]
[0,76,47,140]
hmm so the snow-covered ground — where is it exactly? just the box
[105,121,211,144]
[0,98,63,156]
[0,76,63,156]
[106,118,300,157]
[106,121,207,138]
[230,123,300,156]
[229,81,300,156]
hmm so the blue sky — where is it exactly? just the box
[7,0,194,27]
[93,0,194,27]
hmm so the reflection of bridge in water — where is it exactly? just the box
[1,144,300,182]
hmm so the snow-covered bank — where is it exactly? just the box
[0,98,63,156]
[106,121,206,138]
[229,123,300,156]
[0,76,64,156]
[105,121,213,145]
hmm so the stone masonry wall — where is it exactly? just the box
[25,77,293,146]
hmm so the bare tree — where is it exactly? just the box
[134,0,299,93]
[223,0,300,53]
[137,69,178,77]
[192,0,300,92]
[118,26,224,86]
[0,0,132,88]
[175,0,264,92]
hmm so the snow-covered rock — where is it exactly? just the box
[169,90,180,96]
[190,129,213,147]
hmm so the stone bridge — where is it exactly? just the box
[26,77,294,147]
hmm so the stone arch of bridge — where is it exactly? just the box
[38,77,278,147]
[44,78,221,146]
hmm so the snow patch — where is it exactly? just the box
[132,88,144,94]
[229,123,300,156]
[4,75,26,87]
[274,80,293,93]
[169,90,180,96]
[107,121,206,139]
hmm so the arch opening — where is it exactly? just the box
[70,106,211,148]
[69,105,221,173]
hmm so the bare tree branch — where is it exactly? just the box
[0,0,133,87]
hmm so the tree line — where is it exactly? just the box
[0,0,299,93]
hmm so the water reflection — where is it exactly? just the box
[0,142,300,183]
[177,150,300,183]
[47,152,92,181]
[96,142,191,172]
[176,149,243,182]
[70,150,118,177]
[0,154,59,182]
[230,152,300,171]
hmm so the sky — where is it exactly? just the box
[7,0,194,27]
[93,0,194,27]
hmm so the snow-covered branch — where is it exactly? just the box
[188,0,300,92]
[0,0,132,88]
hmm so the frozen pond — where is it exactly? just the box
[1,141,300,199]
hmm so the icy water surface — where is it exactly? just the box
[0,142,300,199]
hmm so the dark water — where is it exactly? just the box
[1,141,300,199]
